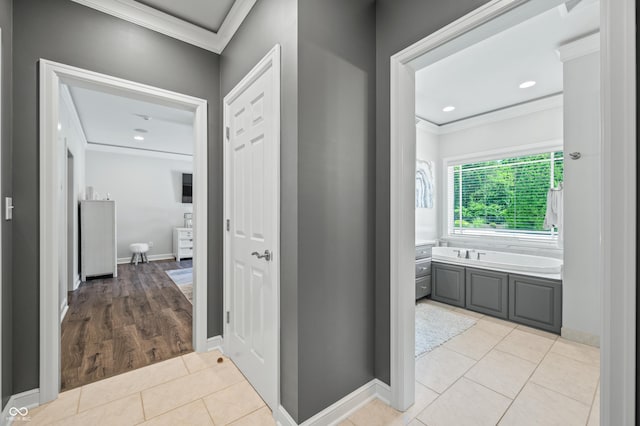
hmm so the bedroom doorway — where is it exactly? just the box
[39,60,208,403]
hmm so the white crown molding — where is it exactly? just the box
[274,379,391,426]
[556,31,601,62]
[70,0,256,54]
[416,94,564,136]
[86,141,194,161]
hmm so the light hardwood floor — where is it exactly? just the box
[60,260,193,391]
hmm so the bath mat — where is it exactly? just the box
[166,268,193,304]
[415,302,477,358]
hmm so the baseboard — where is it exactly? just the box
[116,253,176,264]
[561,327,600,347]
[206,335,224,352]
[274,379,391,426]
[73,276,81,291]
[60,299,69,324]
[1,388,40,425]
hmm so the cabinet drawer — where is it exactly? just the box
[180,230,193,239]
[415,258,431,278]
[416,275,431,299]
[415,245,433,260]
[179,248,193,257]
[179,239,193,248]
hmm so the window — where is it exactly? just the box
[448,150,564,239]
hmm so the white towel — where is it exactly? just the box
[544,188,563,244]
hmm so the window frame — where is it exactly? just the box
[441,140,564,245]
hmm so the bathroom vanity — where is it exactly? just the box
[415,241,435,299]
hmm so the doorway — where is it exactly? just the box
[39,60,209,404]
[223,45,281,411]
[388,0,635,424]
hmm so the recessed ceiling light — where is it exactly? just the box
[442,106,456,112]
[519,80,536,89]
[134,128,148,133]
[134,114,152,121]
[134,135,145,141]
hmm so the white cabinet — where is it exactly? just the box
[173,227,194,261]
[80,200,117,281]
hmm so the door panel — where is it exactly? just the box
[226,58,278,410]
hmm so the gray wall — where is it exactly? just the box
[297,0,376,421]
[0,0,12,410]
[12,0,221,394]
[374,0,492,384]
[220,0,300,419]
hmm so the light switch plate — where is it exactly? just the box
[5,197,13,220]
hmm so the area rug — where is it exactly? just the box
[415,302,477,358]
[166,268,193,304]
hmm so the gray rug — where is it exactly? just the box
[415,303,477,358]
[166,268,193,304]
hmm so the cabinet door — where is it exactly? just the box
[415,275,431,300]
[509,274,562,333]
[466,268,508,319]
[431,262,466,307]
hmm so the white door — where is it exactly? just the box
[224,46,280,411]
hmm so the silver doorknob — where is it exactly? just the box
[251,250,272,261]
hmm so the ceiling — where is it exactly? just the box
[415,1,600,125]
[135,0,236,33]
[68,85,195,156]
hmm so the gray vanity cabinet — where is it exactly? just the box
[465,268,509,319]
[509,274,562,333]
[431,262,466,307]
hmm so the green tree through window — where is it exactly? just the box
[450,151,563,236]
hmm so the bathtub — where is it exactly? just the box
[432,246,562,278]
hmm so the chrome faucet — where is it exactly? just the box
[465,250,473,259]
[477,252,487,260]
[453,249,462,258]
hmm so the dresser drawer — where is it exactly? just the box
[415,245,433,260]
[179,247,193,258]
[179,230,193,239]
[415,258,431,278]
[416,275,432,299]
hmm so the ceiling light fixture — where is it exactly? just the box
[134,135,145,141]
[519,80,536,89]
[442,106,456,112]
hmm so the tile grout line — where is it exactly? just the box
[584,378,600,426]
[413,321,515,422]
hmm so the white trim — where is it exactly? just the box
[223,44,281,412]
[416,94,563,135]
[59,298,68,323]
[274,380,391,426]
[206,335,224,352]
[73,277,81,292]
[116,253,176,264]
[85,141,194,162]
[0,27,3,414]
[561,326,600,348]
[600,0,636,424]
[556,31,601,62]
[59,84,88,147]
[1,389,41,426]
[435,94,563,135]
[39,59,209,405]
[390,0,636,420]
[69,0,256,54]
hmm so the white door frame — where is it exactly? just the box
[0,27,3,409]
[222,45,281,410]
[39,60,209,404]
[389,0,636,424]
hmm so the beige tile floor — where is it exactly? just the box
[344,300,601,426]
[14,351,275,426]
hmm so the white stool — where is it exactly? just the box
[129,243,149,265]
